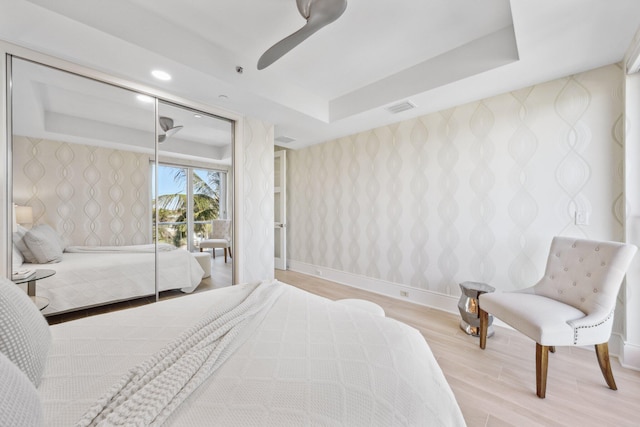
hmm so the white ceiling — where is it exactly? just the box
[11,58,234,164]
[2,0,640,149]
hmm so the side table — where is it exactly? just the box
[458,281,495,337]
[12,269,56,311]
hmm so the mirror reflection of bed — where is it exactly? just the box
[10,58,234,319]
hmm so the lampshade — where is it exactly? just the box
[15,205,33,225]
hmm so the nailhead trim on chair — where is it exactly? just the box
[573,310,613,344]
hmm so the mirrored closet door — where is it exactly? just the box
[9,57,234,317]
[155,101,234,295]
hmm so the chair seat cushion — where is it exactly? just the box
[199,239,228,249]
[479,292,585,346]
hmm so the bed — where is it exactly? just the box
[0,277,467,426]
[27,244,205,316]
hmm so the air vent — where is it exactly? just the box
[386,100,416,114]
[275,135,296,144]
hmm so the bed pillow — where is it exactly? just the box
[24,224,64,264]
[0,277,51,387]
[12,244,24,271]
[0,352,44,426]
[12,225,37,264]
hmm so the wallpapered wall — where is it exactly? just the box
[287,64,624,301]
[13,136,151,246]
[240,117,275,283]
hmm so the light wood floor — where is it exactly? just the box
[46,266,640,426]
[275,270,640,427]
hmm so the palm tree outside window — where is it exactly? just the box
[153,163,226,251]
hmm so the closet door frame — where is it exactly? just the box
[1,40,242,288]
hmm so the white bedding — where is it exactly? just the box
[64,243,176,253]
[28,246,204,316]
[39,281,467,426]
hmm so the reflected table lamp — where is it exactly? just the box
[14,205,33,230]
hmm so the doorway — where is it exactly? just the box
[274,150,286,270]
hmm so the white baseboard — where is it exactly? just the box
[286,262,517,331]
[609,332,623,359]
[287,260,460,315]
[621,341,640,371]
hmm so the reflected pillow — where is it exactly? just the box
[12,225,37,264]
[0,352,44,427]
[12,244,24,271]
[24,224,64,264]
[0,277,51,386]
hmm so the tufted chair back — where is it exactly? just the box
[523,237,637,319]
[210,219,231,242]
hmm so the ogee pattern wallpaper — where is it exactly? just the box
[287,64,624,300]
[13,136,151,246]
[240,117,275,283]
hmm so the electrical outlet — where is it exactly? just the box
[575,211,590,226]
[400,290,409,297]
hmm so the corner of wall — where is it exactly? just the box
[240,117,275,283]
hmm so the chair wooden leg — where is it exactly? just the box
[212,249,216,259]
[595,343,617,390]
[223,248,228,263]
[549,346,556,353]
[479,309,488,349]
[199,248,203,252]
[228,247,232,258]
[536,343,549,398]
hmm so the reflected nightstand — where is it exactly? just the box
[12,269,56,310]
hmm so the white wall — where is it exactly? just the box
[239,117,275,283]
[623,25,640,370]
[287,64,626,323]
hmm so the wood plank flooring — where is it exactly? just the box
[275,270,640,427]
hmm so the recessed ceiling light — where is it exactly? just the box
[136,94,154,103]
[151,70,172,81]
[194,114,202,119]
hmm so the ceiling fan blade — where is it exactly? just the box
[157,116,183,143]
[258,22,321,70]
[165,126,183,139]
[258,0,347,70]
[158,116,174,132]
[296,0,312,19]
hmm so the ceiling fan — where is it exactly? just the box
[257,0,348,70]
[158,116,183,143]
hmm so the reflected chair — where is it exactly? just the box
[478,236,637,398]
[199,219,232,263]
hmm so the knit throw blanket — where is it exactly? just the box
[76,280,285,427]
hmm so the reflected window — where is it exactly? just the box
[154,164,227,251]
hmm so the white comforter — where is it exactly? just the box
[30,246,204,315]
[39,281,467,426]
[64,243,176,253]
